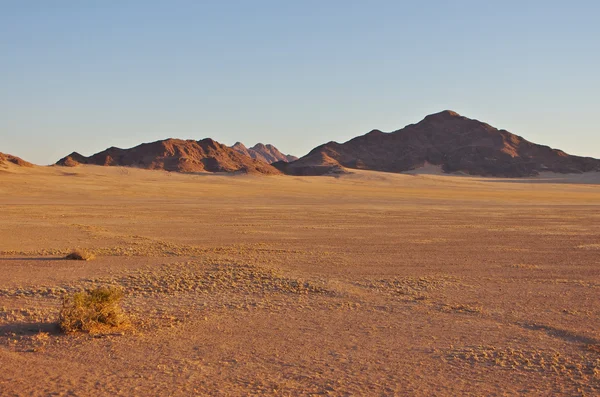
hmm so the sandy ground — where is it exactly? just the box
[0,165,599,396]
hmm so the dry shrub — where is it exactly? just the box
[509,263,541,270]
[59,287,129,334]
[65,250,95,261]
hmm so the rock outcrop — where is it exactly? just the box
[231,142,297,164]
[0,152,34,167]
[57,138,281,174]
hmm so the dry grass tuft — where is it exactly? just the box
[587,344,600,354]
[59,287,129,334]
[441,303,484,314]
[509,263,542,270]
[65,250,96,261]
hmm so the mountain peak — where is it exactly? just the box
[231,142,297,164]
[281,111,600,177]
[424,110,462,121]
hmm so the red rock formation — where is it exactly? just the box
[231,142,298,164]
[278,111,600,177]
[0,152,34,167]
[57,138,280,174]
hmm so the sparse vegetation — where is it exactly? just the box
[58,287,129,334]
[509,263,542,270]
[2,165,600,395]
[65,250,95,261]
[441,303,483,314]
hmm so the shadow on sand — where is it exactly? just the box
[0,257,66,262]
[518,322,600,345]
[0,321,60,336]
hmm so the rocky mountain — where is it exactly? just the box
[56,138,280,174]
[0,152,33,167]
[275,111,600,177]
[231,142,297,164]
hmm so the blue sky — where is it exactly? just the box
[1,1,599,164]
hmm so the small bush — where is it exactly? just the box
[59,287,129,334]
[65,250,95,261]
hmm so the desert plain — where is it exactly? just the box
[0,164,599,396]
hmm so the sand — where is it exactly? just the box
[1,165,599,396]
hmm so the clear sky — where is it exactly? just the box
[2,1,599,165]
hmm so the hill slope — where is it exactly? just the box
[277,111,600,177]
[231,142,297,164]
[56,138,280,174]
[0,152,34,168]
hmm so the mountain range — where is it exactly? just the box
[4,110,599,177]
[56,138,280,174]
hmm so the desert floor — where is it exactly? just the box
[0,165,599,396]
